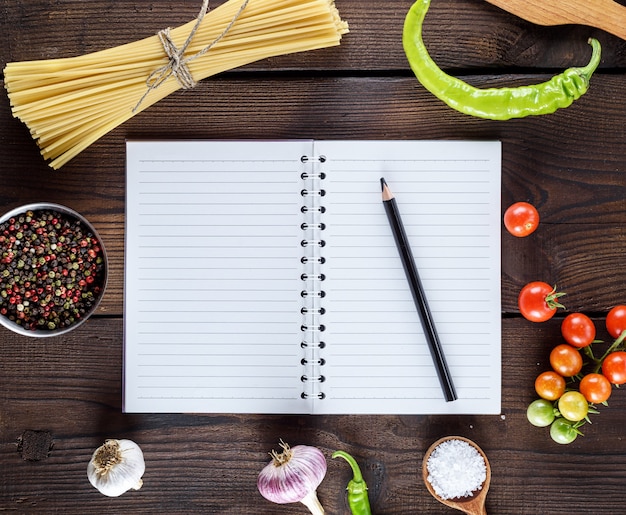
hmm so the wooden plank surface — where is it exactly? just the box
[1,0,626,513]
[3,318,626,514]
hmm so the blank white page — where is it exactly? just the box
[315,140,501,414]
[124,140,313,413]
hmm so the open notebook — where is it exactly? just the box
[124,140,501,414]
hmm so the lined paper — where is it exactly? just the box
[316,140,501,414]
[124,140,313,413]
[124,140,501,414]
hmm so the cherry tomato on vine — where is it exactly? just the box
[602,351,626,385]
[504,202,540,237]
[527,399,556,427]
[534,370,566,401]
[561,312,596,348]
[518,282,565,322]
[579,373,612,404]
[550,418,580,445]
[606,305,626,339]
[558,391,589,422]
[550,344,583,377]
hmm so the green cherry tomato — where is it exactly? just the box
[550,418,579,445]
[527,399,556,427]
[558,391,589,422]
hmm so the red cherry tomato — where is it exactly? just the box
[561,312,596,348]
[504,202,540,237]
[549,344,583,377]
[534,370,566,401]
[606,305,626,339]
[602,351,626,385]
[579,373,612,403]
[518,282,565,322]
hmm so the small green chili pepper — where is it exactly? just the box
[402,0,602,120]
[332,450,372,515]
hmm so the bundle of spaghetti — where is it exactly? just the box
[3,0,349,169]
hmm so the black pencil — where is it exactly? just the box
[380,177,457,402]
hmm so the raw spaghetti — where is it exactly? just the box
[3,0,349,169]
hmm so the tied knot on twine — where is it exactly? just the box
[133,0,249,112]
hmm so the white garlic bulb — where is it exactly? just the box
[87,439,145,497]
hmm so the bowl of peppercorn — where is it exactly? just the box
[0,203,107,337]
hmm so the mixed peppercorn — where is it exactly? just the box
[0,208,105,332]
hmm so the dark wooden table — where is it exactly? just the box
[2,0,626,513]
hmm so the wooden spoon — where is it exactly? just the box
[484,0,626,41]
[422,436,491,515]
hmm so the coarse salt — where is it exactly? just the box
[426,439,486,500]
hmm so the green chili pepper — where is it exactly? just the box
[332,450,372,515]
[402,0,602,120]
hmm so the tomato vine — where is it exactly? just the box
[527,307,626,444]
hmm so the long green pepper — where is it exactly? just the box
[403,0,602,120]
[332,450,372,515]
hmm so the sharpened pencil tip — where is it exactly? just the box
[380,177,393,201]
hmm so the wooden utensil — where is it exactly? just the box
[484,0,626,41]
[422,436,491,515]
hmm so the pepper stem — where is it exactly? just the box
[332,450,364,482]
[581,38,602,78]
[300,490,325,515]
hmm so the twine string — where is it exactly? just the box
[133,0,250,112]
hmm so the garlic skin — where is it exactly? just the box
[258,441,327,515]
[87,439,145,497]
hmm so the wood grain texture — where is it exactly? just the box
[2,318,626,514]
[483,0,626,41]
[1,0,626,513]
[1,0,626,69]
[2,74,625,316]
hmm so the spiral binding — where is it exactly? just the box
[300,155,326,401]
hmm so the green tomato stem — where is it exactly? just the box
[545,286,566,311]
[332,451,364,482]
[583,345,597,363]
[592,329,626,373]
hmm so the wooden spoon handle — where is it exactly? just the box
[585,0,626,40]
[462,503,487,515]
[460,505,487,515]
[486,0,626,41]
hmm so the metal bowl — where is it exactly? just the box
[0,203,108,337]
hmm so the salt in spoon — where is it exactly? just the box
[422,436,491,515]
[484,0,626,41]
